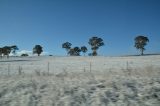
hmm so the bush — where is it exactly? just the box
[21,53,29,57]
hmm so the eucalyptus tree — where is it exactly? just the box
[0,45,19,58]
[81,46,88,56]
[134,35,149,55]
[62,42,72,55]
[0,48,2,58]
[68,48,74,56]
[88,36,104,56]
[73,47,81,56]
[68,47,81,56]
[2,46,12,58]
[33,45,43,56]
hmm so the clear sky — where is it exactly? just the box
[0,0,160,56]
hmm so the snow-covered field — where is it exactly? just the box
[0,55,160,106]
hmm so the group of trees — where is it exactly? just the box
[0,35,150,58]
[62,35,149,56]
[0,45,19,58]
[34,35,149,57]
[62,42,88,56]
[62,36,105,56]
[0,45,43,58]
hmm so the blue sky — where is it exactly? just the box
[0,0,160,56]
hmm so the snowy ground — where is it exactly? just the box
[0,55,160,106]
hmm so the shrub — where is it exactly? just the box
[21,53,29,57]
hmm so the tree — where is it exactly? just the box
[0,48,3,58]
[68,48,75,56]
[33,45,43,56]
[2,46,12,58]
[134,35,149,55]
[88,53,92,56]
[81,46,88,56]
[73,47,81,56]
[62,42,72,55]
[10,45,19,55]
[88,36,104,56]
[0,45,18,58]
[68,47,81,56]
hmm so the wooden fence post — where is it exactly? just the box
[90,62,92,72]
[8,64,10,76]
[48,62,50,75]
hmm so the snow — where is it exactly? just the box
[0,55,160,106]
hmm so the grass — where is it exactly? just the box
[0,56,160,105]
[0,68,160,106]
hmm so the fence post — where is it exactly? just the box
[18,66,22,75]
[47,62,50,75]
[127,61,129,70]
[8,64,10,76]
[90,62,92,72]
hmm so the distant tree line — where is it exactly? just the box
[0,45,43,58]
[0,35,150,58]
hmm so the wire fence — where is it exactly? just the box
[0,56,160,76]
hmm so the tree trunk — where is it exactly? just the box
[0,54,2,59]
[38,54,40,56]
[141,49,144,55]
[67,49,70,56]
[92,50,97,56]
